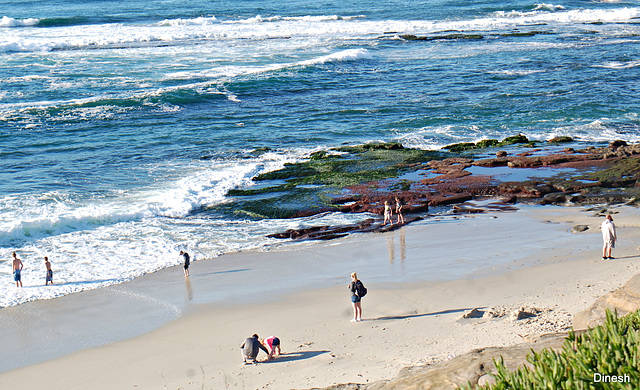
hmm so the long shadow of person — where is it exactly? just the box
[370,308,474,321]
[260,350,330,363]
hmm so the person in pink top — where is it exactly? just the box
[262,336,281,359]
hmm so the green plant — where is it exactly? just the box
[461,309,640,389]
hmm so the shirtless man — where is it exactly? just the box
[45,256,53,285]
[12,252,23,288]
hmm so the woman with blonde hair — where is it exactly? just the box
[348,272,366,322]
[382,200,393,226]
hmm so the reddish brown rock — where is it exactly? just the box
[428,193,473,206]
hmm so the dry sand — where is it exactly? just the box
[1,204,640,389]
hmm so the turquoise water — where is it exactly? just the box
[2,0,640,306]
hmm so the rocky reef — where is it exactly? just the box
[227,136,640,240]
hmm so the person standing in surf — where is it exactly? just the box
[180,251,191,277]
[12,252,23,288]
[44,256,53,285]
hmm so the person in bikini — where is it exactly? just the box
[395,196,405,224]
[382,200,393,226]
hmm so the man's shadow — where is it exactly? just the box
[260,350,329,363]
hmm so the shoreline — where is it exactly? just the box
[0,205,580,369]
[1,204,639,389]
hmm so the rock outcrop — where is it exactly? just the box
[312,333,569,390]
[573,273,640,330]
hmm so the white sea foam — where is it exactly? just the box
[550,120,640,143]
[0,153,302,247]
[0,210,373,308]
[2,8,639,54]
[489,69,545,76]
[533,4,566,12]
[157,16,218,26]
[0,16,39,27]
[396,117,640,152]
[165,48,370,81]
[298,48,371,65]
[594,60,640,69]
[0,147,381,307]
[395,126,468,150]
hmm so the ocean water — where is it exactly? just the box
[2,0,640,307]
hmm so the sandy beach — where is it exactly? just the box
[2,204,640,390]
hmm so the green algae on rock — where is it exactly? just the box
[400,33,484,41]
[223,142,442,219]
[444,134,531,152]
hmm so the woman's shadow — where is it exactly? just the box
[261,350,329,363]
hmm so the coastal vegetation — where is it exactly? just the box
[464,309,640,389]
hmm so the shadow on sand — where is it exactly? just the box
[608,255,640,260]
[196,268,251,277]
[370,307,473,321]
[259,350,330,364]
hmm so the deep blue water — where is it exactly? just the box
[1,0,640,306]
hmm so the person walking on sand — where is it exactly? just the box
[12,252,23,288]
[262,336,282,359]
[241,334,269,364]
[382,200,393,226]
[395,196,405,225]
[179,250,190,277]
[348,272,366,322]
[602,214,617,260]
[44,256,53,285]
